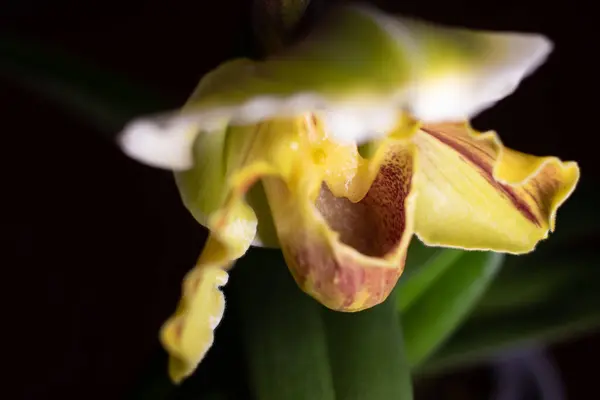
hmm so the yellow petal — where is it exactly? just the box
[161,146,267,383]
[262,126,418,311]
[160,259,227,384]
[412,122,580,254]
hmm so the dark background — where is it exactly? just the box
[5,0,598,398]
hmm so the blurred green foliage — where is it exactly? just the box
[401,250,504,367]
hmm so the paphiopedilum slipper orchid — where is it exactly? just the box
[117,4,579,383]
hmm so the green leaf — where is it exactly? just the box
[323,287,413,400]
[231,249,336,400]
[472,240,600,317]
[401,238,441,278]
[397,248,464,312]
[471,254,578,317]
[420,285,600,375]
[419,250,600,374]
[402,251,504,367]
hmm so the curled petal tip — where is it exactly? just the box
[413,123,579,254]
[160,265,229,384]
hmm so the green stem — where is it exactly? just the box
[232,249,336,400]
[323,288,413,400]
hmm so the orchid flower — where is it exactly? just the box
[117,4,579,383]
